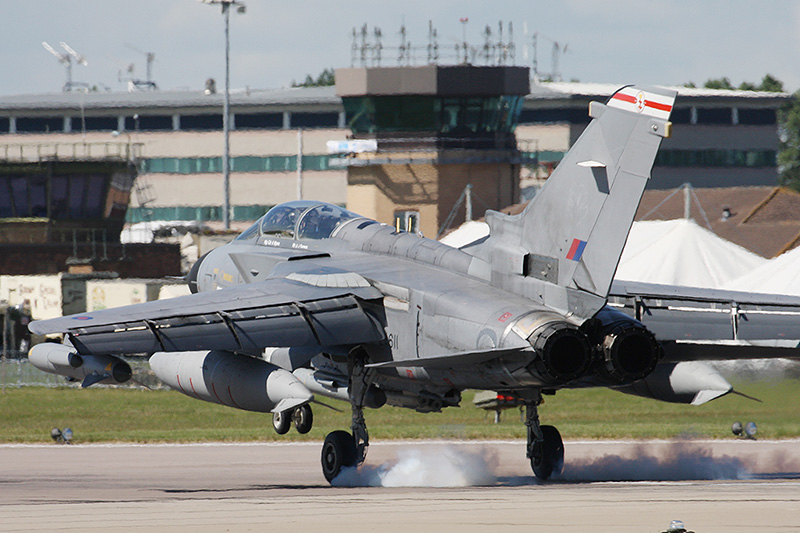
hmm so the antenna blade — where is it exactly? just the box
[60,42,88,66]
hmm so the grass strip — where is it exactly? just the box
[0,380,798,444]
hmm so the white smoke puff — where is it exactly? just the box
[557,442,750,482]
[332,446,498,487]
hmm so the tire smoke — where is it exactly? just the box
[556,441,750,481]
[331,446,498,487]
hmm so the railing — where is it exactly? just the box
[0,142,143,163]
[0,357,167,390]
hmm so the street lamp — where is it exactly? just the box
[200,0,246,230]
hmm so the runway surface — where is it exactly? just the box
[1,439,799,532]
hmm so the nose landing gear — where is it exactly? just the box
[272,403,314,435]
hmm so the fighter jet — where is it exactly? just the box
[29,85,800,483]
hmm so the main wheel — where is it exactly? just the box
[321,430,357,483]
[272,410,291,435]
[531,425,564,480]
[293,404,313,434]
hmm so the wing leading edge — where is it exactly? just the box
[29,277,386,356]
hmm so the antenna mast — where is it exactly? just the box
[42,41,89,92]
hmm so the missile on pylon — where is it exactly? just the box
[28,343,132,387]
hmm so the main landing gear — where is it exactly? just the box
[272,404,314,435]
[321,350,373,483]
[525,392,564,480]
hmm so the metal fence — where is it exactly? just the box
[0,356,167,390]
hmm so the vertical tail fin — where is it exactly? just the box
[485,85,676,318]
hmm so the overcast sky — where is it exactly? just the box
[2,1,799,96]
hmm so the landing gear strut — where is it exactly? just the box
[525,393,564,480]
[320,349,374,483]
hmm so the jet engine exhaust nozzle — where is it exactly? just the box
[600,325,661,383]
[527,322,593,384]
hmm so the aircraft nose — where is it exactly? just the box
[186,251,211,294]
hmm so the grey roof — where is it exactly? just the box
[527,81,791,105]
[0,85,341,112]
[0,80,789,113]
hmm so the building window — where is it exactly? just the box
[343,95,523,134]
[517,107,590,125]
[140,155,342,175]
[737,108,777,125]
[125,115,172,131]
[15,117,64,133]
[655,149,776,168]
[290,112,340,129]
[0,117,10,133]
[669,107,692,124]
[180,114,223,131]
[695,108,732,125]
[70,116,118,132]
[0,174,106,219]
[125,204,275,223]
[235,112,283,129]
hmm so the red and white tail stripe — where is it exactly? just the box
[607,86,674,120]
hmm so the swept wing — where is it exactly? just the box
[30,276,385,356]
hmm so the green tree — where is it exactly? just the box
[778,92,800,192]
[704,77,734,90]
[758,74,784,93]
[292,68,335,88]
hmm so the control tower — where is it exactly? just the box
[335,65,530,237]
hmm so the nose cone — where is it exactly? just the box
[149,352,180,389]
[266,369,313,413]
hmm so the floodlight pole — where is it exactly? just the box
[203,0,246,230]
[223,2,231,230]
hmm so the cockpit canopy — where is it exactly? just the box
[236,201,363,242]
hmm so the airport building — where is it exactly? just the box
[0,69,790,237]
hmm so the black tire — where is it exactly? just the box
[293,404,313,434]
[531,425,564,481]
[272,410,291,435]
[321,430,357,483]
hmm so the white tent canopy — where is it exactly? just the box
[441,218,767,289]
[724,245,800,295]
[615,219,767,288]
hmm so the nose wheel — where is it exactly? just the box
[321,430,357,482]
[272,404,314,435]
[272,410,291,435]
